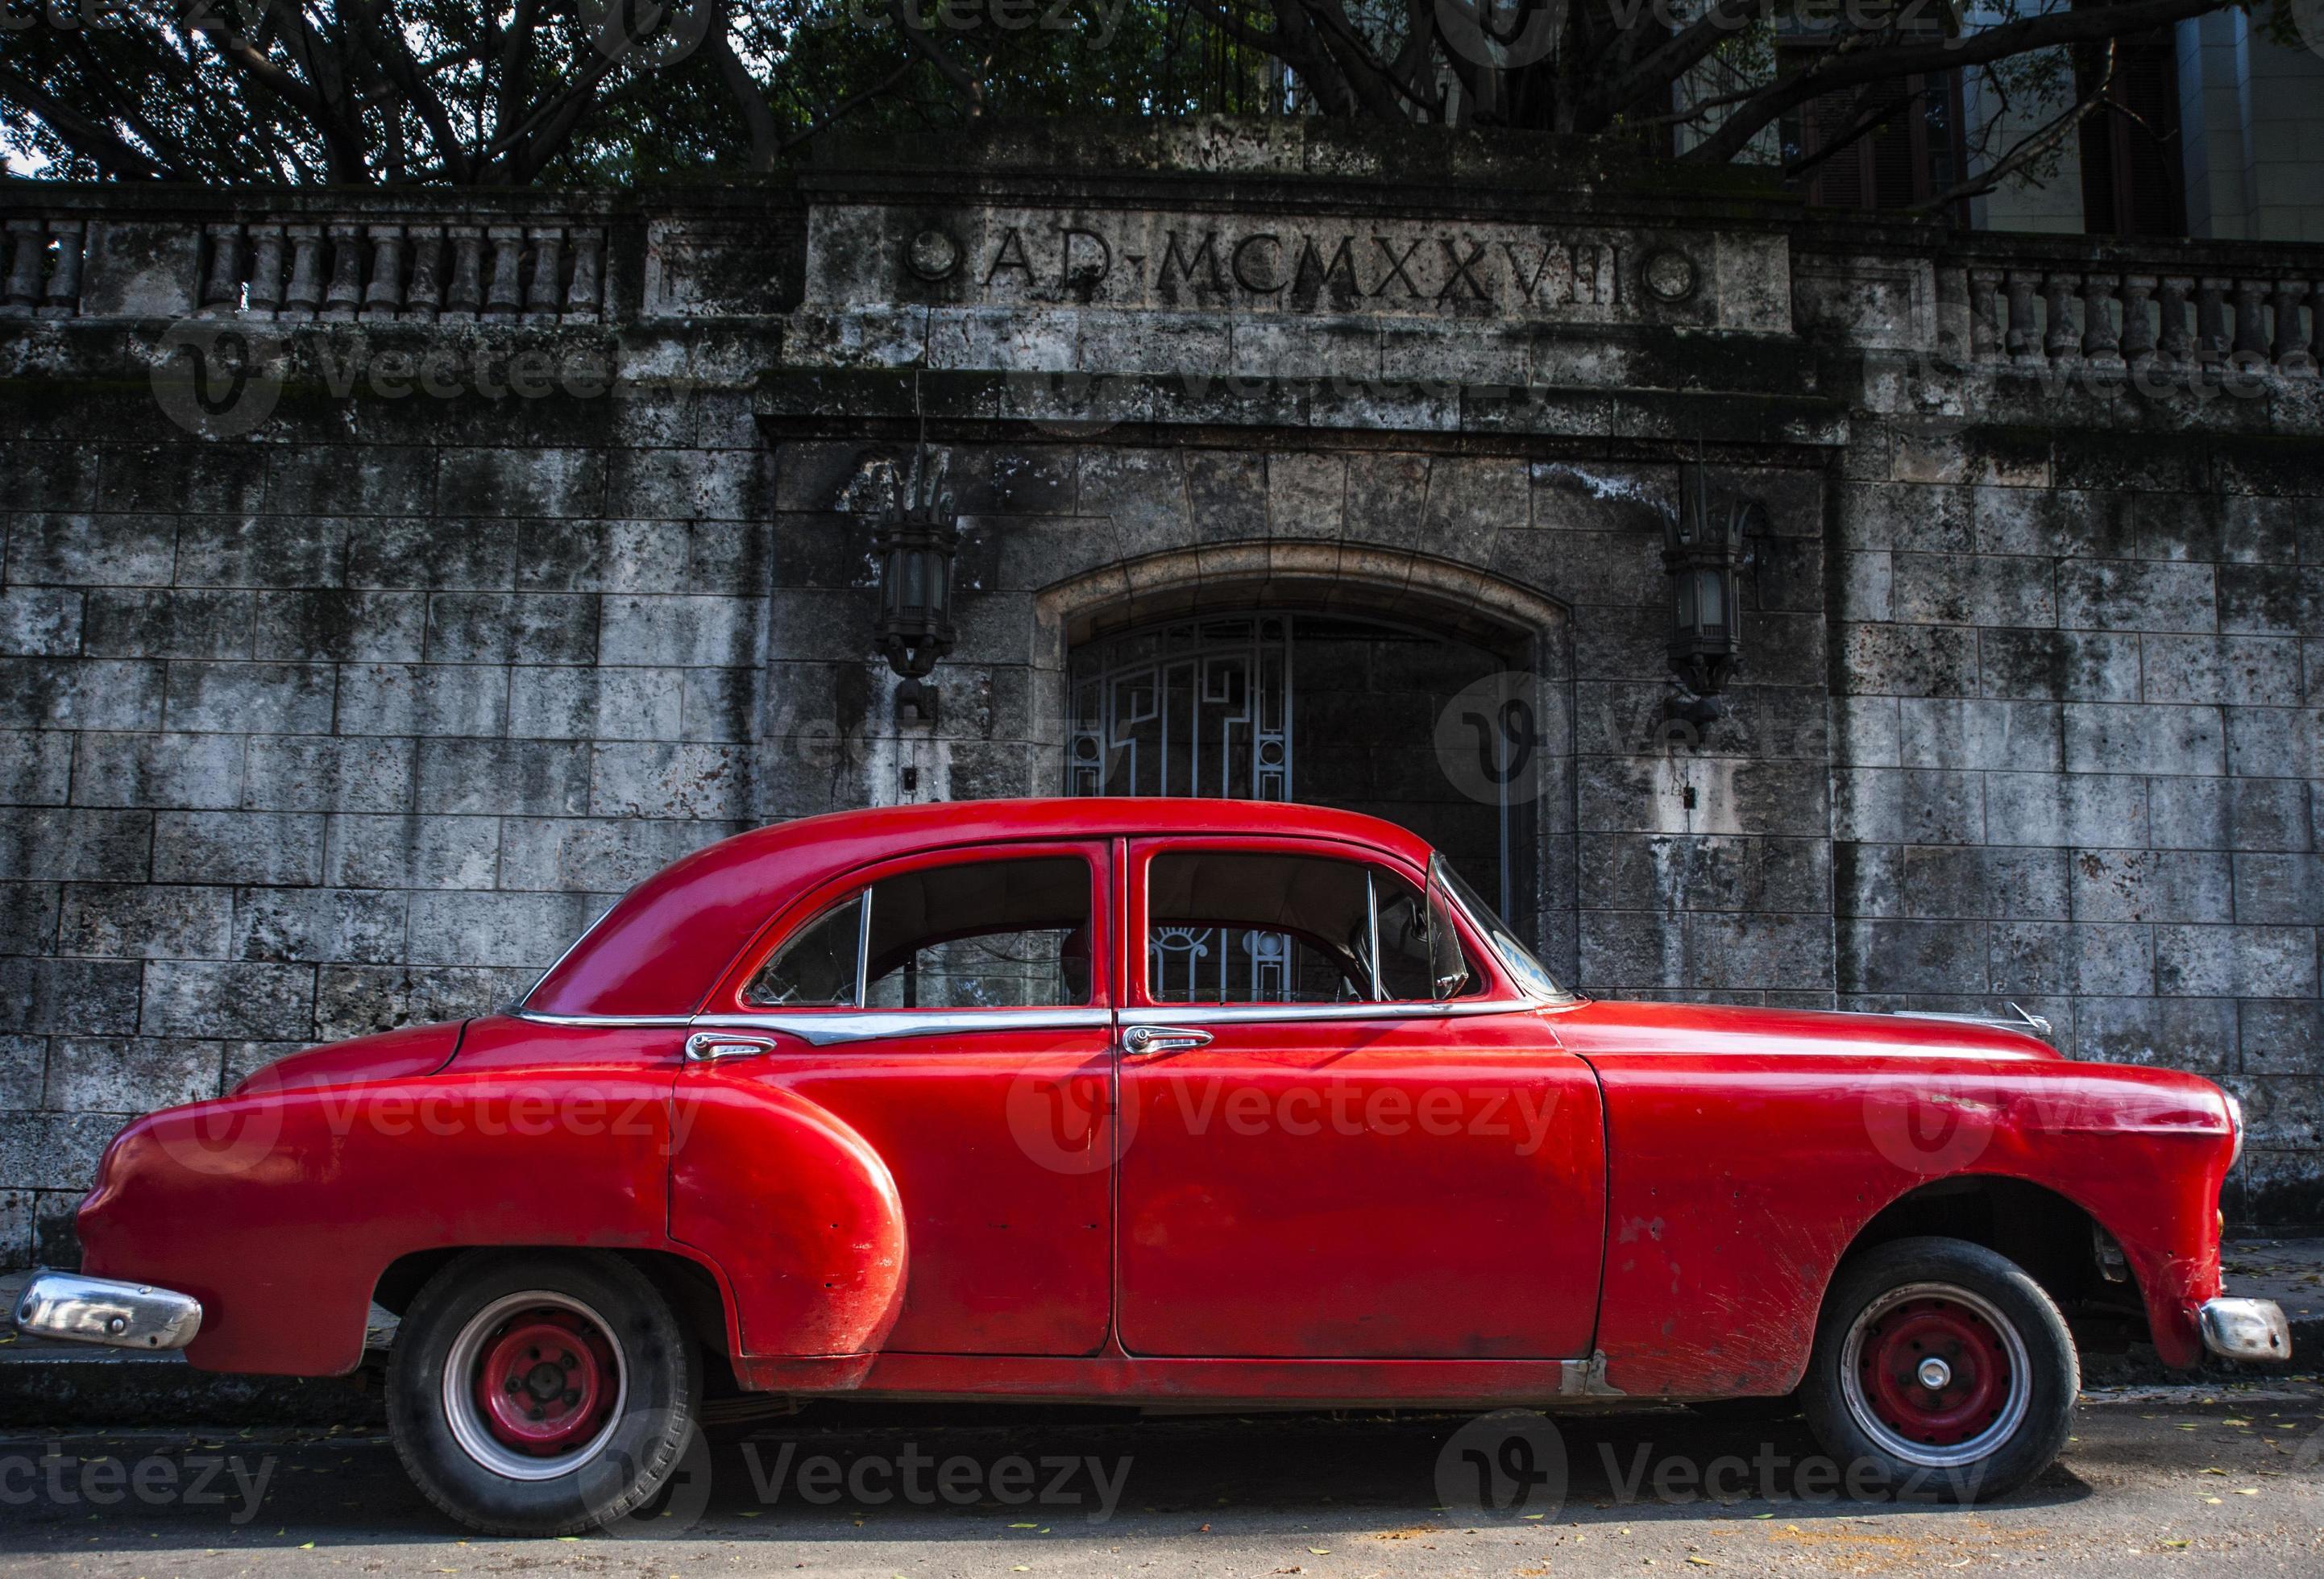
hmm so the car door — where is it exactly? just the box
[1115,835,1606,1359]
[670,839,1117,1357]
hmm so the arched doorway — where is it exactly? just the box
[1035,544,1573,968]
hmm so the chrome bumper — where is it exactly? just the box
[2198,1297,2291,1362]
[12,1271,203,1350]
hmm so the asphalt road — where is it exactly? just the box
[2,1382,2318,1577]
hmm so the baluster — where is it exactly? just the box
[363,225,405,321]
[524,225,563,325]
[281,224,325,321]
[2269,280,2310,374]
[564,227,604,323]
[442,225,484,321]
[2119,275,2156,366]
[1968,267,2002,359]
[2081,272,2121,366]
[2,219,44,317]
[2005,270,2040,363]
[322,222,364,321]
[2312,277,2324,373]
[199,222,245,317]
[2195,277,2231,362]
[2043,272,2081,359]
[2156,276,2193,364]
[2232,279,2271,371]
[402,226,445,321]
[244,223,285,318]
[483,225,526,322]
[40,220,83,318]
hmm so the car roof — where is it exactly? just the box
[521,798,1433,1018]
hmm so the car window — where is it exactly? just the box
[744,856,1093,1010]
[1144,850,1467,1005]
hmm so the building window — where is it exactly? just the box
[1780,44,1966,214]
[2075,27,2186,237]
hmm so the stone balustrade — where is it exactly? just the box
[189,217,608,325]
[0,215,86,319]
[1938,246,2321,377]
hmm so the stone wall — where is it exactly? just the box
[2,126,2319,1265]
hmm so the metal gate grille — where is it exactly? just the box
[1069,615,1294,1002]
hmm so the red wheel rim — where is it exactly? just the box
[470,1307,619,1457]
[1857,1293,2014,1448]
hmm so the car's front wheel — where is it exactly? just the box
[387,1250,699,1535]
[1800,1236,2077,1504]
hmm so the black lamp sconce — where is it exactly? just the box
[871,418,961,726]
[1663,464,1762,728]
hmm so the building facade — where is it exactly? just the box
[1,120,2320,1264]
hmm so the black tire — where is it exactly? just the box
[1799,1236,2077,1505]
[387,1250,700,1536]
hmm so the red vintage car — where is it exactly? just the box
[15,798,2289,1531]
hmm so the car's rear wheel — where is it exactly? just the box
[1800,1236,2077,1504]
[387,1250,699,1535]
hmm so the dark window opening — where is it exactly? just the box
[2075,27,2185,238]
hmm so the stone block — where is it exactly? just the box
[152,810,324,887]
[405,890,602,969]
[2,956,141,1035]
[174,514,351,590]
[141,960,315,1040]
[2215,565,2302,636]
[514,520,691,594]
[1890,553,2056,628]
[57,883,232,960]
[1834,695,1899,766]
[81,589,254,660]
[1900,844,2070,920]
[233,887,409,965]
[1838,624,1977,698]
[313,963,537,1042]
[346,517,519,591]
[264,445,437,516]
[500,818,719,893]
[2071,995,2238,1071]
[596,595,763,669]
[2062,702,2224,777]
[326,814,500,891]
[1988,920,2154,997]
[1838,917,1989,994]
[424,592,600,666]
[10,512,176,586]
[1982,770,2148,848]
[0,588,85,657]
[1832,767,1982,844]
[0,730,72,806]
[2231,853,2324,926]
[0,1111,128,1191]
[2149,776,2312,852]
[1977,629,2141,702]
[2069,848,2233,923]
[2056,561,2217,634]
[0,809,152,883]
[0,883,60,955]
[2239,1000,2323,1077]
[589,741,752,819]
[1897,698,2062,772]
[1835,482,1973,553]
[334,663,510,737]
[164,661,336,736]
[2156,925,2318,998]
[243,737,416,813]
[437,447,606,518]
[606,447,763,522]
[0,1035,40,1109]
[1971,486,2136,559]
[2222,707,2318,780]
[70,731,246,810]
[417,738,590,818]
[2139,635,2303,707]
[97,446,267,516]
[254,591,429,662]
[507,665,686,741]
[44,1038,222,1113]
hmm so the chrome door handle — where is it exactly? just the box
[1122,1025,1213,1059]
[685,1031,780,1063]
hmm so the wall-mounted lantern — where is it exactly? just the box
[872,441,960,724]
[1662,466,1761,725]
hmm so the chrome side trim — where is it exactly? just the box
[1113,998,1535,1028]
[2198,1297,2291,1361]
[508,1011,693,1029]
[15,1271,202,1351]
[689,1007,1114,1047]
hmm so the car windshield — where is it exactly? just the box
[1430,856,1570,1002]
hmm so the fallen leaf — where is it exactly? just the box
[1009,1523,1040,1529]
[1308,1548,1330,1556]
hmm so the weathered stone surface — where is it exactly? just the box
[2,161,2320,1245]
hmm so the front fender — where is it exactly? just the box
[666,1076,908,1361]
